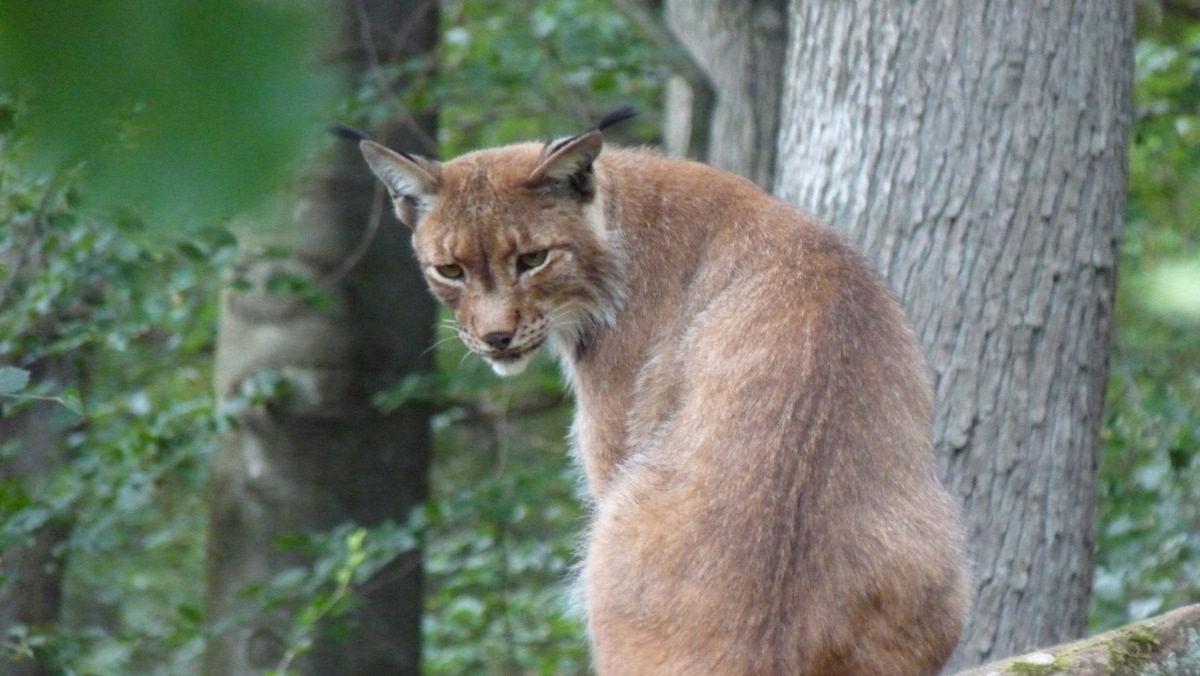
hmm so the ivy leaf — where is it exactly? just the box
[0,366,30,395]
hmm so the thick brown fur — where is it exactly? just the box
[358,125,970,675]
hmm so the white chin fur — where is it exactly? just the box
[488,351,536,377]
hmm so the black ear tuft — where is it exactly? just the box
[330,124,372,142]
[539,107,636,158]
[590,106,637,133]
[336,126,428,166]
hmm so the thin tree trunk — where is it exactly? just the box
[662,0,787,187]
[204,1,437,674]
[0,359,76,676]
[774,2,1132,669]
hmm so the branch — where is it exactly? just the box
[609,0,715,160]
[351,0,440,157]
[954,604,1200,675]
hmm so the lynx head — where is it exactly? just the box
[358,111,633,375]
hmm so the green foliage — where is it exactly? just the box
[1,96,228,672]
[2,1,662,672]
[407,2,674,651]
[0,366,83,415]
[366,5,666,671]
[0,366,29,395]
[1092,15,1200,630]
[1124,21,1200,323]
[422,338,587,675]
[242,520,423,676]
[5,1,1197,674]
[435,0,665,154]
[0,0,338,229]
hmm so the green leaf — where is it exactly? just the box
[0,366,30,395]
[59,389,84,417]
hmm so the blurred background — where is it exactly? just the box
[0,1,1196,674]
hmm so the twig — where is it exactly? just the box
[323,179,387,284]
[351,0,440,157]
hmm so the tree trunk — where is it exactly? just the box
[773,2,1132,670]
[662,0,788,187]
[0,359,76,676]
[204,1,437,674]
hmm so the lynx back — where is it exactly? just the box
[357,114,970,675]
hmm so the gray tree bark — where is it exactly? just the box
[204,1,437,674]
[662,0,788,187]
[773,2,1132,670]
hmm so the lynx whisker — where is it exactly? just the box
[418,333,458,360]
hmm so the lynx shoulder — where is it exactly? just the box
[356,114,970,675]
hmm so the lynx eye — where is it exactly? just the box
[433,263,465,280]
[516,249,550,274]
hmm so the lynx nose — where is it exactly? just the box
[482,331,514,350]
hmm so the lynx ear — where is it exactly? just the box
[359,140,441,228]
[525,107,635,197]
[525,130,603,198]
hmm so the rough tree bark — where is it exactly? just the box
[661,0,787,187]
[956,604,1200,676]
[773,2,1132,670]
[204,1,437,674]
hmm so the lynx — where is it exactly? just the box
[353,110,970,675]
